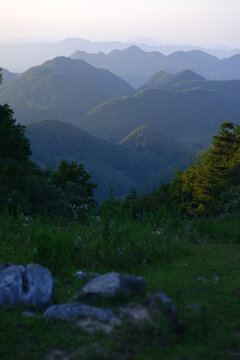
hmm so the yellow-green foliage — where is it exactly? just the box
[172,122,240,214]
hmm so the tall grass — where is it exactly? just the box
[0,206,189,275]
[1,207,240,276]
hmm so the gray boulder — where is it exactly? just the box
[0,263,54,307]
[82,271,145,298]
[44,303,117,322]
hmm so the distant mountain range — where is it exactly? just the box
[1,37,239,73]
[2,59,240,151]
[2,56,240,199]
[0,57,133,124]
[71,46,240,87]
[140,69,240,100]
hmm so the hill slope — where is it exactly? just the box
[0,68,20,87]
[120,125,178,156]
[78,88,240,146]
[26,120,159,200]
[0,57,133,125]
[140,70,240,100]
[171,79,240,100]
[140,69,205,90]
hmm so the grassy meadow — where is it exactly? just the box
[1,206,240,360]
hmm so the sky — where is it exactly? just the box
[1,0,240,48]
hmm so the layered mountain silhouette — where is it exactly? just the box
[26,120,183,199]
[78,88,240,146]
[1,37,239,73]
[71,47,240,87]
[171,79,240,100]
[140,69,240,100]
[140,69,205,90]
[0,57,133,124]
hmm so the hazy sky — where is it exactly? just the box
[1,0,240,47]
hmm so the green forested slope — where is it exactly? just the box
[171,79,240,99]
[79,88,240,145]
[0,68,19,87]
[26,120,160,200]
[0,57,133,125]
[140,69,205,90]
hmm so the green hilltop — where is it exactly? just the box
[0,57,133,125]
[140,69,205,90]
[141,68,240,99]
[79,87,240,147]
[26,120,158,200]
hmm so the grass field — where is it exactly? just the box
[1,209,240,359]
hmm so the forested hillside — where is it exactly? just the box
[0,68,20,87]
[79,87,240,146]
[0,57,133,125]
[140,69,205,90]
[26,120,192,200]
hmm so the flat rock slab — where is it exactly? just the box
[44,303,117,322]
[82,272,145,298]
[0,263,54,307]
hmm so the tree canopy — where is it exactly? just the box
[172,122,240,215]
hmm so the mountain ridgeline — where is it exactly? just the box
[71,46,240,87]
[25,120,188,200]
[1,37,240,72]
[0,68,20,87]
[140,69,240,100]
[1,50,240,200]
[78,87,240,147]
[140,69,205,90]
[0,57,133,125]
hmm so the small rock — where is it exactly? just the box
[44,303,117,322]
[82,272,145,298]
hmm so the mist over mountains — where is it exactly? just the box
[71,47,240,87]
[0,37,239,73]
[1,38,240,199]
